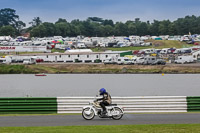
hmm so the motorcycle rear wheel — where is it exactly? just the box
[82,108,95,120]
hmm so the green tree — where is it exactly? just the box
[29,17,42,27]
[55,18,67,24]
[87,17,104,23]
[126,21,137,35]
[158,20,171,35]
[104,25,114,36]
[42,22,55,37]
[103,19,114,27]
[30,25,46,37]
[0,8,19,27]
[150,20,160,36]
[0,25,16,36]
[55,22,71,37]
[114,22,128,36]
[15,21,26,35]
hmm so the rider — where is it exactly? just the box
[97,88,112,115]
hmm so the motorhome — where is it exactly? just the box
[143,56,157,65]
[77,42,86,48]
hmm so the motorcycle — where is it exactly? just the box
[82,98,124,120]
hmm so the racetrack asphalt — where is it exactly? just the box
[0,113,200,127]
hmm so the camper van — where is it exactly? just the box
[23,57,36,65]
[174,56,194,64]
[192,50,200,61]
[0,56,12,64]
[143,56,157,65]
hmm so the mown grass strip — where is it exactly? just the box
[0,124,200,133]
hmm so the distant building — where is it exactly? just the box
[21,32,30,38]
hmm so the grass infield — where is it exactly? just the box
[0,124,200,133]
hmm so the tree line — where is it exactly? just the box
[1,8,200,38]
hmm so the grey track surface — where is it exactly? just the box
[0,113,200,127]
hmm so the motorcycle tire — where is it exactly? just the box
[82,107,95,120]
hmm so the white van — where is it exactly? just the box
[116,57,134,65]
[23,57,36,65]
[0,56,12,64]
[160,48,170,54]
[135,57,145,65]
[103,58,116,64]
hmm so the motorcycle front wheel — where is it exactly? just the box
[112,107,123,120]
[82,107,95,120]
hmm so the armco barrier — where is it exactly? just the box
[0,97,57,114]
[1,96,197,114]
[187,96,200,112]
[57,96,187,113]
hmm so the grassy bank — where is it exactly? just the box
[0,124,200,133]
[1,64,200,74]
[25,64,200,74]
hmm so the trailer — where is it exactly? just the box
[174,56,194,64]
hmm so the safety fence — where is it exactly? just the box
[57,96,187,113]
[0,96,199,114]
[187,96,200,112]
[0,97,57,114]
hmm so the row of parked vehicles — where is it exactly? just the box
[104,54,197,65]
[103,56,166,65]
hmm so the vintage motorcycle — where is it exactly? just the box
[82,98,124,120]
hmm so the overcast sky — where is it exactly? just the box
[0,0,200,26]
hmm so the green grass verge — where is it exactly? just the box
[51,48,65,53]
[0,64,34,74]
[0,124,200,133]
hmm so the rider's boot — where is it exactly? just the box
[102,110,107,115]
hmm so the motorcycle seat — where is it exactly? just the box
[106,104,117,106]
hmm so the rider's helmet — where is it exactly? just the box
[99,88,106,95]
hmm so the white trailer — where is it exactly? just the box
[192,50,200,61]
[174,56,194,64]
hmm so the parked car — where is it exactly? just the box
[36,58,44,63]
[103,58,116,64]
[152,59,166,65]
